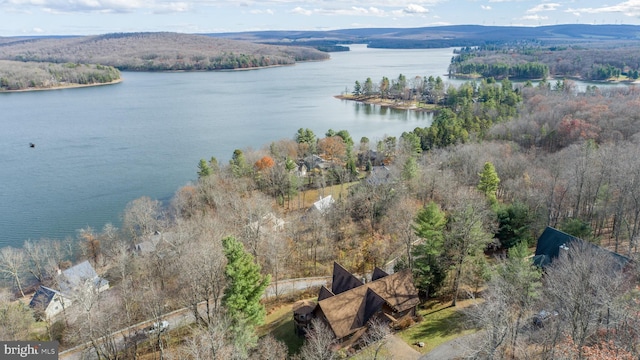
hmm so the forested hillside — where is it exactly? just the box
[449,43,640,80]
[0,32,329,71]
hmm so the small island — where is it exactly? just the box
[335,74,449,112]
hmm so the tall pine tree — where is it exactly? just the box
[222,236,270,326]
[477,161,500,205]
[411,202,447,298]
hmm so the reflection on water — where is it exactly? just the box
[353,101,435,124]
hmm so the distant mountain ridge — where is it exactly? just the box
[207,24,640,48]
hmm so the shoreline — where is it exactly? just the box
[0,78,123,93]
[334,94,439,112]
[1,58,330,92]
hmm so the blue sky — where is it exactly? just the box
[1,0,640,36]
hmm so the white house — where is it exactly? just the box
[29,286,72,320]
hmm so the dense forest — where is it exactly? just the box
[1,70,640,358]
[449,43,640,80]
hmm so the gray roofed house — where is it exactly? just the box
[28,260,109,320]
[134,230,163,255]
[248,213,286,234]
[366,166,394,186]
[58,260,110,295]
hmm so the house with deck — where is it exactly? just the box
[294,262,419,348]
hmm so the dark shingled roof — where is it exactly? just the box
[331,262,363,295]
[360,288,387,327]
[533,226,631,269]
[371,267,389,281]
[29,286,58,310]
[533,227,578,267]
[317,268,419,339]
[318,285,335,301]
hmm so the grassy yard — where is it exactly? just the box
[287,181,357,211]
[257,300,309,355]
[398,299,478,354]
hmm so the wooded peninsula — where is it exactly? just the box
[0,32,329,91]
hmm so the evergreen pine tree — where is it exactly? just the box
[411,202,447,298]
[477,161,500,204]
[197,158,212,178]
[222,236,270,326]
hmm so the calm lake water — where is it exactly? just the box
[0,45,461,247]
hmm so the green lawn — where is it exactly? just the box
[258,302,305,355]
[398,300,477,354]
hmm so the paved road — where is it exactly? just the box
[263,276,330,298]
[59,307,194,360]
[60,276,331,359]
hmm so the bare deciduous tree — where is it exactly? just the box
[540,242,629,359]
[249,335,288,360]
[296,318,337,360]
[0,246,27,297]
[360,318,392,360]
[122,196,165,243]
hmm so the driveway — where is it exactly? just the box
[419,332,481,360]
[385,335,422,360]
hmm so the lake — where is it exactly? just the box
[0,45,462,247]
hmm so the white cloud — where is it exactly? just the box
[368,7,384,15]
[567,1,640,17]
[2,0,450,14]
[7,0,150,14]
[154,2,190,14]
[522,14,549,21]
[527,3,560,13]
[290,6,312,15]
[304,6,389,16]
[403,4,429,13]
[32,27,44,33]
[249,9,275,15]
[481,5,491,10]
